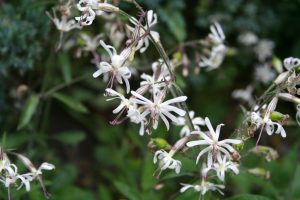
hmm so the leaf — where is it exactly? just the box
[58,53,72,83]
[158,8,186,42]
[54,131,86,146]
[53,93,88,113]
[226,194,272,200]
[18,94,39,130]
[141,153,156,192]
[114,180,141,200]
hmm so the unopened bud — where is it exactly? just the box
[250,145,278,162]
[149,138,171,150]
[272,56,283,73]
[270,111,288,122]
[248,168,271,179]
[274,71,289,85]
[278,93,300,104]
[97,3,119,12]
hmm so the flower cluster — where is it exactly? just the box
[46,0,300,198]
[0,148,54,198]
[199,23,227,71]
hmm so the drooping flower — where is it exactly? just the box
[238,31,258,46]
[47,9,81,32]
[199,44,227,70]
[254,39,274,61]
[213,155,239,182]
[153,149,181,176]
[284,57,300,71]
[186,117,241,167]
[180,181,225,196]
[75,0,107,26]
[255,64,276,85]
[250,112,287,138]
[175,111,205,137]
[93,40,132,93]
[232,85,255,106]
[130,90,187,131]
[127,10,160,53]
[80,33,104,52]
[208,22,225,45]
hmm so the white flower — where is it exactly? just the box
[255,64,276,85]
[175,111,205,137]
[208,22,225,45]
[153,149,181,174]
[186,117,241,167]
[47,10,81,32]
[250,112,286,138]
[254,39,274,61]
[180,181,225,195]
[238,31,258,46]
[93,40,131,93]
[105,88,133,114]
[136,73,166,95]
[199,44,227,70]
[127,10,160,53]
[232,85,255,106]
[75,0,107,26]
[131,91,187,131]
[80,33,104,52]
[213,155,239,182]
[284,57,300,71]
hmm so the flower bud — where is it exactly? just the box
[278,93,300,104]
[270,111,288,121]
[248,168,271,179]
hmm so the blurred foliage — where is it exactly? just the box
[1,0,300,199]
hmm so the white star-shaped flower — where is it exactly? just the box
[127,10,160,53]
[131,91,187,131]
[213,155,239,182]
[93,40,131,93]
[186,117,241,167]
[153,149,181,175]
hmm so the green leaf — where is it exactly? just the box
[158,8,186,42]
[54,131,86,146]
[53,93,88,113]
[18,95,39,130]
[114,180,141,200]
[226,194,272,200]
[58,53,72,83]
[141,153,156,192]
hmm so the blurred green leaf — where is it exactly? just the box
[226,194,272,200]
[141,153,156,192]
[53,93,88,113]
[158,8,186,42]
[54,131,86,146]
[114,180,141,200]
[18,94,39,130]
[58,53,72,83]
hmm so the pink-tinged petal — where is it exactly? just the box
[199,131,213,143]
[131,91,152,104]
[219,139,241,144]
[207,151,213,167]
[228,165,239,174]
[162,105,186,116]
[159,113,170,130]
[196,146,211,164]
[215,124,225,140]
[180,184,194,193]
[218,147,231,157]
[92,69,102,78]
[161,96,187,106]
[112,103,125,114]
[204,117,216,139]
[123,76,130,94]
[220,143,235,152]
[162,110,179,123]
[186,140,209,147]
